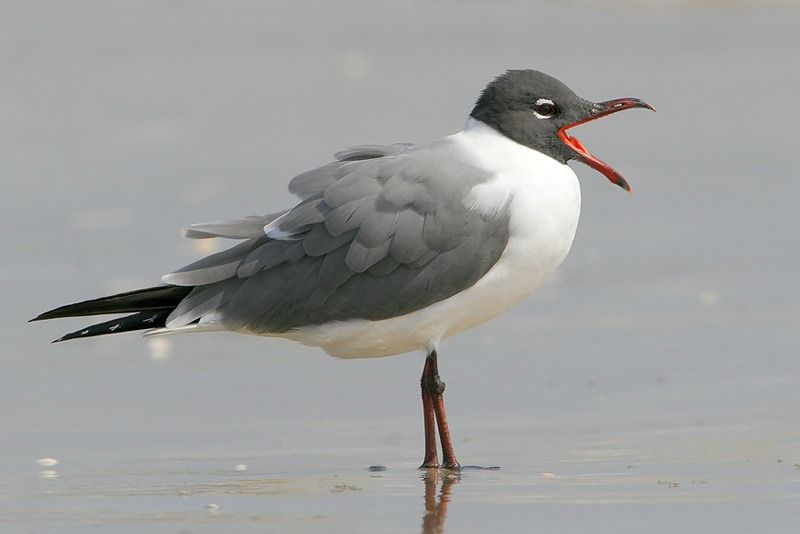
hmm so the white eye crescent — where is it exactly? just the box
[533,98,557,119]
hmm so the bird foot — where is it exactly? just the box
[418,460,461,470]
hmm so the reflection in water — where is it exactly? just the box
[420,469,460,534]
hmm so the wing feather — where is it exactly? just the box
[324,195,378,236]
[345,238,392,273]
[237,239,305,278]
[354,199,399,248]
[265,197,328,237]
[184,213,285,239]
[324,168,384,208]
[162,238,259,286]
[302,226,357,256]
[333,143,413,161]
[389,209,428,263]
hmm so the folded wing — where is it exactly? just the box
[163,140,511,333]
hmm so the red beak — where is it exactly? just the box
[557,98,655,192]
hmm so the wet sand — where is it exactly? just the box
[4,416,799,532]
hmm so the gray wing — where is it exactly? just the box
[164,141,510,333]
[287,142,413,199]
[181,213,286,239]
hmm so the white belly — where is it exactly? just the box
[280,122,582,358]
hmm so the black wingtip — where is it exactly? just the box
[31,303,105,322]
[46,310,171,344]
[50,328,91,343]
[31,306,83,322]
[30,285,192,323]
[51,330,85,343]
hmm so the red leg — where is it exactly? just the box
[419,350,460,470]
[432,394,459,469]
[420,356,439,468]
[427,351,460,469]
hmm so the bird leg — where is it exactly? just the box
[419,350,460,469]
[420,354,439,468]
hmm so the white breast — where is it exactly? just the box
[281,120,581,358]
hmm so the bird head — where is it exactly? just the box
[470,69,655,192]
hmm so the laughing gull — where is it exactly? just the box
[33,70,653,468]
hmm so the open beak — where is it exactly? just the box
[557,98,655,192]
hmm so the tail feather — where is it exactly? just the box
[53,310,172,343]
[31,285,192,322]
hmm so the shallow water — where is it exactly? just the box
[2,1,800,532]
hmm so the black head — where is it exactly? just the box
[470,70,654,191]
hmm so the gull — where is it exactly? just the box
[33,70,653,468]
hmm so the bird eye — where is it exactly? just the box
[533,98,557,119]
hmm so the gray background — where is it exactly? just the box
[2,1,799,532]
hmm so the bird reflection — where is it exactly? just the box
[420,469,460,534]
